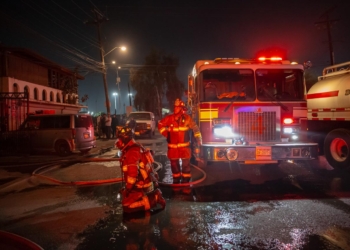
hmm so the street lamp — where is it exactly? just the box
[98,45,126,114]
[112,92,118,114]
[105,46,126,57]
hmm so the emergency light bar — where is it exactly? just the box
[258,57,282,62]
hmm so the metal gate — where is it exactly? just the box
[0,92,30,155]
[0,92,29,132]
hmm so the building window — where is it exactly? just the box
[50,91,54,102]
[13,83,19,92]
[56,93,61,103]
[34,88,38,100]
[42,90,47,101]
[24,86,29,98]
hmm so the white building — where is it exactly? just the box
[0,46,86,131]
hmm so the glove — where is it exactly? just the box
[168,126,174,132]
[194,147,200,155]
[193,146,204,163]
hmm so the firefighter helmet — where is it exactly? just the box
[174,98,187,112]
[115,126,134,149]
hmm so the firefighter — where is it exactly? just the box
[115,126,166,213]
[158,98,202,184]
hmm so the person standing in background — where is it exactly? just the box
[105,113,112,139]
[100,114,106,139]
[97,114,102,139]
[111,114,118,138]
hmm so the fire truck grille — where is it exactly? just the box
[237,112,276,141]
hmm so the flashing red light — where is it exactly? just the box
[283,118,293,124]
[271,57,282,61]
[258,57,282,62]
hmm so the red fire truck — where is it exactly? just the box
[307,61,350,169]
[187,57,318,165]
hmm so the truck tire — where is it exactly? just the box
[55,140,72,156]
[324,129,350,169]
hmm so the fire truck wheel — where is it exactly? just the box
[324,129,350,169]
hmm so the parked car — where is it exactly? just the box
[18,113,96,156]
[126,111,156,138]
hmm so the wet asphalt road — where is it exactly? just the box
[74,157,350,250]
[0,134,350,250]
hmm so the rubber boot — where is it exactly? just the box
[155,188,166,209]
[123,205,145,213]
[148,189,166,210]
[171,160,181,184]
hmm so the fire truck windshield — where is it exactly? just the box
[201,69,255,102]
[200,68,304,102]
[256,69,304,101]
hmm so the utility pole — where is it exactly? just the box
[86,8,111,114]
[315,6,339,65]
[127,82,132,106]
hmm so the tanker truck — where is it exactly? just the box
[307,61,350,169]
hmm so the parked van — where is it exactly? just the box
[20,113,96,155]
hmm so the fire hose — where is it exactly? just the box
[32,158,206,187]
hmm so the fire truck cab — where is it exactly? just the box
[187,57,318,165]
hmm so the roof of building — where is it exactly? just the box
[0,45,84,80]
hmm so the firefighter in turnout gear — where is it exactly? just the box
[115,126,166,213]
[158,98,202,184]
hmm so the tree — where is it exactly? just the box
[81,94,89,103]
[305,70,318,91]
[59,75,78,104]
[129,49,184,118]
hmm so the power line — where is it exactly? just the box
[315,5,339,65]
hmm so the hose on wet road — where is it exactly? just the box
[32,158,206,187]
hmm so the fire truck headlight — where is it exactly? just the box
[283,127,294,134]
[291,135,298,140]
[214,126,234,138]
[226,148,238,161]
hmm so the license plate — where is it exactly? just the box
[83,133,90,139]
[256,147,271,156]
[135,131,140,136]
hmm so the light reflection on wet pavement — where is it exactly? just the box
[75,156,350,250]
[76,192,348,249]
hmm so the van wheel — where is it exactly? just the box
[324,129,350,169]
[55,141,71,156]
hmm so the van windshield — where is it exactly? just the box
[75,115,93,128]
[129,113,151,120]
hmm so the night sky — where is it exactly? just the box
[1,0,350,114]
